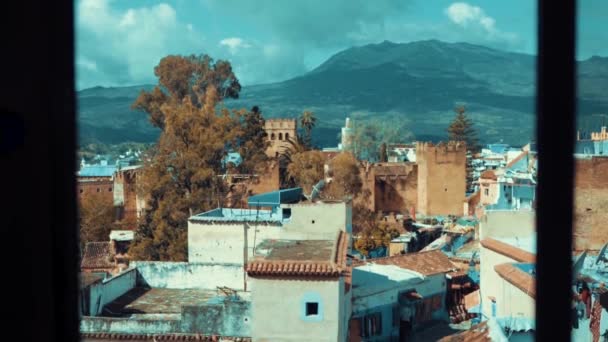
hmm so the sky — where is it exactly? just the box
[76,0,607,90]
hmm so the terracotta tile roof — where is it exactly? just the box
[246,231,349,277]
[480,238,536,263]
[355,249,460,276]
[437,321,490,342]
[494,263,536,299]
[81,242,114,269]
[80,333,250,341]
[480,170,497,180]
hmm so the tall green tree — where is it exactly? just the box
[79,193,118,253]
[447,105,479,193]
[350,118,413,161]
[132,54,241,129]
[299,110,316,148]
[323,152,362,200]
[129,54,264,261]
[379,142,388,162]
[447,105,479,152]
[131,87,243,261]
[238,106,269,174]
[286,150,326,194]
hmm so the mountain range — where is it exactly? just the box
[77,39,608,147]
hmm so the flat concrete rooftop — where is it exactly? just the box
[103,288,249,316]
[254,239,335,261]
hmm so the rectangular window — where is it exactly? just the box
[484,189,489,196]
[282,208,292,219]
[306,302,318,316]
[361,313,382,337]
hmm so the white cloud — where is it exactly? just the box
[77,56,98,72]
[219,37,251,54]
[444,2,518,44]
[76,0,203,88]
[445,2,495,32]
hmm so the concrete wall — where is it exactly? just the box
[132,262,244,290]
[351,268,448,340]
[188,202,350,265]
[81,316,181,334]
[416,142,466,216]
[282,202,351,237]
[251,277,344,342]
[88,268,137,316]
[479,247,534,320]
[181,300,251,337]
[479,210,535,240]
[479,179,499,206]
[574,156,608,250]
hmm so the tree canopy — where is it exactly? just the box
[299,110,316,149]
[131,54,241,129]
[79,193,117,254]
[323,152,362,200]
[286,150,326,194]
[447,105,479,152]
[349,118,414,161]
[128,55,266,261]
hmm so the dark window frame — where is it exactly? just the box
[13,0,575,340]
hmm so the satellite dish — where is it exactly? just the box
[597,243,608,264]
[573,250,588,281]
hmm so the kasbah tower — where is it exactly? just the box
[416,141,467,216]
[264,118,298,158]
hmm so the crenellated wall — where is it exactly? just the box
[574,156,608,250]
[416,141,467,216]
[264,119,297,158]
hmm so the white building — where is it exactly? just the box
[247,231,351,341]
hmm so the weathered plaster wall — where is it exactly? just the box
[282,202,350,237]
[188,202,350,265]
[181,300,251,337]
[416,142,466,216]
[88,268,137,316]
[574,156,608,250]
[132,262,244,290]
[250,277,344,342]
[479,247,534,320]
[479,210,535,240]
[81,315,181,334]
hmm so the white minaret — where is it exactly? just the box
[341,117,353,152]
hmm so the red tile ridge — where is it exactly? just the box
[494,263,536,299]
[480,238,535,263]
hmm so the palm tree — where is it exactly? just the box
[300,111,316,148]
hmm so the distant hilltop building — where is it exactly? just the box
[591,126,608,141]
[264,118,297,158]
[339,117,353,152]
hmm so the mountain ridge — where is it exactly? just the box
[77,39,608,147]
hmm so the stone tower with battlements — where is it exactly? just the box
[264,118,297,158]
[416,141,467,216]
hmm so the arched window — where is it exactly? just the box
[271,133,276,140]
[278,133,283,140]
[285,132,290,141]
